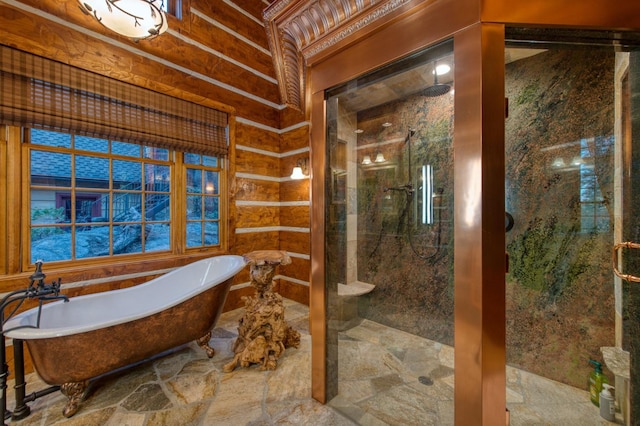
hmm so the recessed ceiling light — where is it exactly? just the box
[355,129,364,133]
[433,64,451,76]
[382,122,392,127]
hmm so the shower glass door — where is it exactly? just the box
[503,29,640,423]
[324,40,455,424]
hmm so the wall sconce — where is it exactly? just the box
[362,155,372,165]
[290,158,309,180]
[77,0,168,41]
[374,151,386,163]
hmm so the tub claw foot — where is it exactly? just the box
[196,331,215,358]
[60,381,88,418]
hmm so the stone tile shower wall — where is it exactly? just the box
[505,49,615,388]
[355,91,455,346]
[352,48,615,389]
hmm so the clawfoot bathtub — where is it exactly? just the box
[5,255,245,417]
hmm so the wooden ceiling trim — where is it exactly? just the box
[264,0,421,111]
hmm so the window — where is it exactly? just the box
[28,128,224,263]
[579,136,613,233]
[162,0,182,19]
[185,154,221,248]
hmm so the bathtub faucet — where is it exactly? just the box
[27,261,66,301]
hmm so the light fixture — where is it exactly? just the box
[290,158,309,180]
[552,157,566,168]
[362,155,372,165]
[433,63,451,75]
[374,151,386,163]
[77,0,168,41]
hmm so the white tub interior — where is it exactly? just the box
[4,255,246,339]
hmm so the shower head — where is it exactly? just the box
[405,128,416,143]
[424,83,451,97]
[424,61,451,97]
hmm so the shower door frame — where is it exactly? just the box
[301,0,640,424]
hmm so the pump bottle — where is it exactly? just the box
[599,384,615,421]
[588,359,608,406]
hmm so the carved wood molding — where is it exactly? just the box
[264,0,415,111]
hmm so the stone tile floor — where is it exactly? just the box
[5,300,623,425]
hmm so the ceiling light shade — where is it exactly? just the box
[78,0,168,40]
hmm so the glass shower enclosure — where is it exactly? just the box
[323,41,456,423]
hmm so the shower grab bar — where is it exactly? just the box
[612,241,640,283]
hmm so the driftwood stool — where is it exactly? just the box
[223,250,300,372]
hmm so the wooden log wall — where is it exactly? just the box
[0,0,311,370]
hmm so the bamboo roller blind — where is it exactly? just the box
[0,45,228,156]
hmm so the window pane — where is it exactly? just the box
[31,151,71,186]
[204,171,218,194]
[187,195,201,220]
[204,222,219,245]
[113,224,142,254]
[76,193,109,223]
[145,164,170,191]
[146,193,170,221]
[113,192,142,222]
[204,197,219,219]
[112,141,141,157]
[31,128,71,148]
[186,168,202,193]
[113,160,142,190]
[76,225,110,258]
[31,226,71,262]
[31,191,66,224]
[76,156,109,188]
[186,222,203,247]
[203,156,218,167]
[146,224,170,252]
[144,146,169,161]
[75,136,109,153]
[184,153,200,165]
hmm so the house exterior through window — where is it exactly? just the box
[28,128,223,263]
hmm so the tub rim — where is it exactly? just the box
[4,254,246,340]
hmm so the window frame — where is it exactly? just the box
[21,127,228,269]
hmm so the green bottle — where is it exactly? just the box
[588,359,608,407]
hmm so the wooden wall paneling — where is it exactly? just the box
[0,4,280,128]
[226,0,269,22]
[235,149,280,177]
[280,107,309,129]
[236,205,280,228]
[234,231,280,254]
[235,178,280,201]
[236,123,280,151]
[281,126,310,152]
[186,14,280,102]
[279,279,310,305]
[279,231,310,254]
[192,0,271,51]
[280,179,311,202]
[280,205,310,228]
[280,256,310,281]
